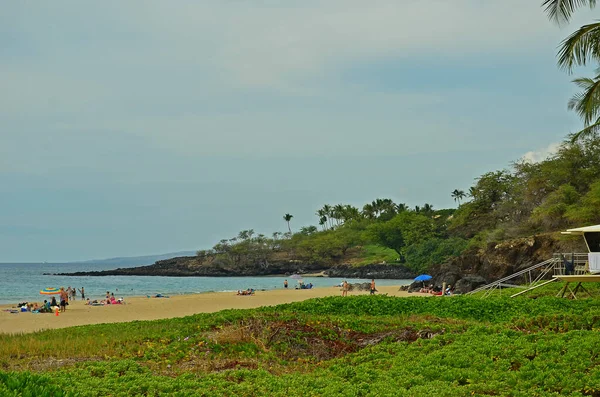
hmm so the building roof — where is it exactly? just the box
[562,225,600,235]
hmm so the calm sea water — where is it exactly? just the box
[0,263,412,305]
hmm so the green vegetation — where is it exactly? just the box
[543,0,600,141]
[4,286,600,396]
[356,245,398,266]
[194,134,600,274]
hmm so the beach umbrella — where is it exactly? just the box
[414,274,432,282]
[40,287,60,295]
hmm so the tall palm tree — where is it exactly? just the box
[451,189,466,206]
[542,0,600,140]
[362,203,375,219]
[322,204,333,228]
[422,203,434,216]
[319,216,327,230]
[333,204,345,226]
[283,213,293,233]
[343,205,361,221]
[395,203,408,213]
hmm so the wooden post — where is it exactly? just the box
[442,282,446,297]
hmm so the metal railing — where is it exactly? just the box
[468,252,590,298]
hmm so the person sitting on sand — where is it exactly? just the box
[108,295,123,304]
[430,286,443,296]
[148,294,169,298]
[39,300,51,313]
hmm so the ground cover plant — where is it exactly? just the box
[2,288,600,396]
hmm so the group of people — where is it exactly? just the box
[63,286,85,301]
[236,288,255,295]
[340,279,377,296]
[283,279,314,289]
[296,282,313,289]
[418,284,454,296]
[16,301,53,313]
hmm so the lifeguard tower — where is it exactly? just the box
[552,224,600,298]
[469,224,600,298]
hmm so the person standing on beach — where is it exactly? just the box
[284,280,288,289]
[370,279,376,295]
[342,280,349,297]
[79,287,85,300]
[59,287,68,312]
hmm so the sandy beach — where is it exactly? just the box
[0,286,417,335]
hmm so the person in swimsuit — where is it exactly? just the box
[59,287,68,312]
[342,280,349,297]
[370,279,376,295]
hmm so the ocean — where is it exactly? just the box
[0,262,412,305]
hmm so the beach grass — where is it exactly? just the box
[3,293,600,395]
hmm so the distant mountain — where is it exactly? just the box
[72,251,197,266]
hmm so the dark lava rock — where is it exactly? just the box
[325,264,415,280]
[454,276,487,294]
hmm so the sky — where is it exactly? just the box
[0,1,595,262]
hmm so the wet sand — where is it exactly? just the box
[0,286,420,335]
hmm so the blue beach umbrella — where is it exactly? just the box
[414,274,432,282]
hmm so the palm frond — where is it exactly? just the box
[568,76,600,124]
[557,21,600,71]
[543,0,597,24]
[569,118,600,142]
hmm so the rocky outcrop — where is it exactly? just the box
[58,256,330,277]
[427,233,586,293]
[58,233,585,294]
[60,256,416,279]
[325,264,415,279]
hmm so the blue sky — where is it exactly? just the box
[0,1,595,262]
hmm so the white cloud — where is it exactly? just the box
[521,142,561,163]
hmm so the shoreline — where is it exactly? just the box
[0,286,423,335]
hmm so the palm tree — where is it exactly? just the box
[333,204,345,226]
[343,205,361,221]
[395,203,408,213]
[283,213,293,233]
[542,0,600,140]
[319,216,327,230]
[322,204,333,228]
[451,189,466,206]
[422,203,434,215]
[362,203,375,219]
